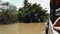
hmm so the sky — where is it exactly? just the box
[1,0,50,13]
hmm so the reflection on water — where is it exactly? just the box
[0,22,46,34]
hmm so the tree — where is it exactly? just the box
[18,0,48,22]
[0,2,17,24]
[18,0,31,22]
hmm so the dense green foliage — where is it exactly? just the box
[0,0,49,24]
[0,1,18,24]
[18,0,48,22]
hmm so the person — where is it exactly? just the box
[53,17,60,33]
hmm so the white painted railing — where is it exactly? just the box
[49,20,58,34]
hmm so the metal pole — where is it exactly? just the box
[50,0,56,23]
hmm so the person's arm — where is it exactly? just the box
[53,17,60,27]
[53,27,60,33]
[53,17,60,33]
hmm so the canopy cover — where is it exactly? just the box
[50,0,60,9]
[56,0,60,6]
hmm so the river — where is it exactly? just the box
[0,22,46,34]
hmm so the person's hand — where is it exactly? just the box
[53,27,60,33]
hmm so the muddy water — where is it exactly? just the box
[0,23,46,34]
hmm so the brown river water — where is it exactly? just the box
[0,22,46,34]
